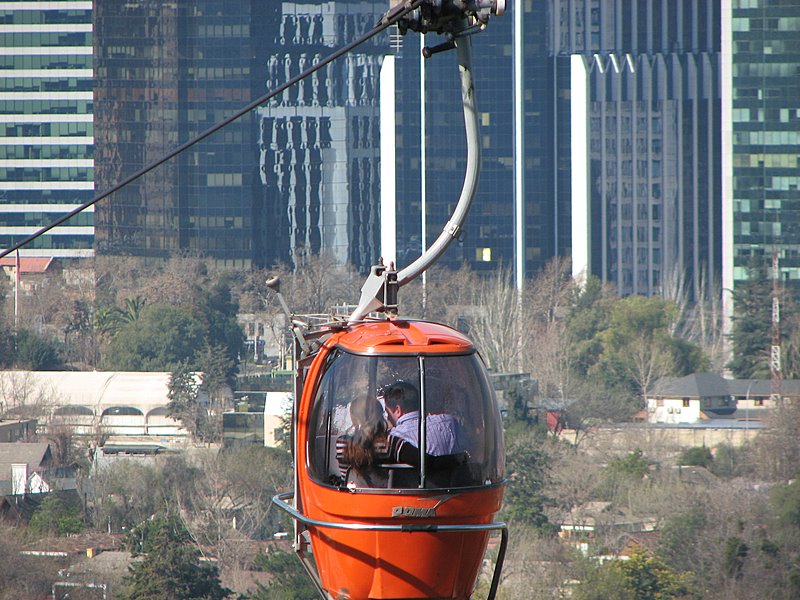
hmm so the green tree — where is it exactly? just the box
[249,549,318,600]
[195,280,243,369]
[565,285,706,417]
[595,449,651,503]
[593,296,706,401]
[0,323,14,368]
[566,276,615,379]
[573,563,636,600]
[196,344,236,442]
[119,515,230,600]
[93,295,146,339]
[28,493,83,537]
[608,448,650,478]
[722,536,748,580]
[167,363,203,439]
[575,549,696,600]
[657,507,707,572]
[727,256,772,378]
[103,304,206,371]
[12,329,62,370]
[501,428,555,533]
[771,480,800,539]
[708,443,743,478]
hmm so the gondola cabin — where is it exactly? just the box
[270,4,508,597]
[277,318,506,600]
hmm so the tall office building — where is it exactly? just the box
[93,1,258,267]
[568,2,722,298]
[723,0,800,298]
[390,1,722,299]
[390,2,552,277]
[0,0,94,258]
[93,0,387,271]
[256,1,386,272]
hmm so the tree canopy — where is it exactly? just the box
[103,304,207,371]
[564,280,707,413]
[574,549,696,600]
[119,515,230,600]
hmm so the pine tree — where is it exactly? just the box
[119,515,230,600]
[167,363,202,440]
[727,255,772,378]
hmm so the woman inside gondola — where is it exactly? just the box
[336,393,397,487]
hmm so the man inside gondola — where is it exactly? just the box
[381,381,465,456]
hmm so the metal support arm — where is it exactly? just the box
[348,34,480,322]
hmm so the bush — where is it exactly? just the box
[28,493,83,537]
[13,329,62,370]
[709,443,742,478]
[250,549,318,600]
[679,446,713,467]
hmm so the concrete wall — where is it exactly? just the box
[561,424,762,453]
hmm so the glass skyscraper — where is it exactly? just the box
[390,0,722,300]
[0,0,94,258]
[93,1,257,267]
[92,0,388,271]
[391,1,553,278]
[568,1,722,298]
[724,0,800,295]
[256,1,387,272]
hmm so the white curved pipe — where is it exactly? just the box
[397,35,480,286]
[348,33,480,323]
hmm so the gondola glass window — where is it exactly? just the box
[308,350,504,490]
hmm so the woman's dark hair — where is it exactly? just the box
[345,394,388,468]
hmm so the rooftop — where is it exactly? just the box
[0,256,54,274]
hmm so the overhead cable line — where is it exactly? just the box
[0,0,425,261]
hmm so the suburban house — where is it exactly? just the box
[0,256,54,295]
[556,501,657,557]
[0,442,54,496]
[646,373,735,424]
[728,378,800,412]
[646,373,800,428]
[0,442,80,524]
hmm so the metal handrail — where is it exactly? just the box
[272,492,508,599]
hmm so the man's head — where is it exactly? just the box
[380,381,419,424]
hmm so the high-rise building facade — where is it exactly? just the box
[93,1,257,267]
[568,1,722,298]
[93,0,388,271]
[390,0,722,299]
[390,2,553,278]
[256,1,386,272]
[723,0,800,297]
[0,0,94,258]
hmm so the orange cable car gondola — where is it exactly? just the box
[271,2,508,598]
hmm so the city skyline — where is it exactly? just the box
[1,0,798,305]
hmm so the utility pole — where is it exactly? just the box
[771,249,782,402]
[14,249,21,330]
